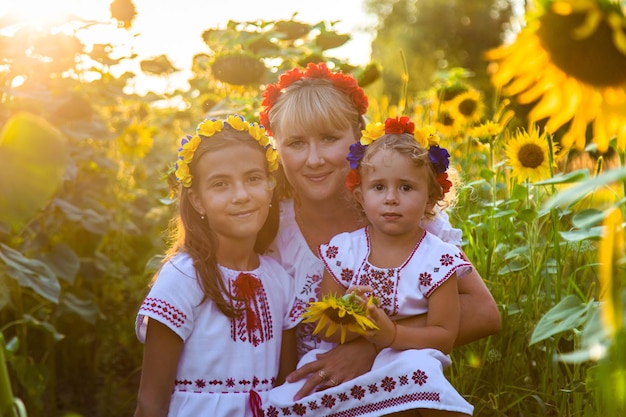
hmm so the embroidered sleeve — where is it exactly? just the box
[418,235,472,297]
[135,256,201,343]
[318,232,357,289]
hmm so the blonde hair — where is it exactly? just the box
[269,78,363,140]
[268,77,365,199]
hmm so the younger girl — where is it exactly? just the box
[264,116,473,416]
[133,115,297,417]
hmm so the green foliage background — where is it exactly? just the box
[0,1,625,416]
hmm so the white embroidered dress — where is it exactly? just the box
[265,218,474,416]
[268,199,464,359]
[136,253,295,417]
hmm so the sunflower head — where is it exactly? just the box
[446,89,485,125]
[505,127,556,183]
[301,293,379,344]
[485,0,626,155]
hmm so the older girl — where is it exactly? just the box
[134,115,297,417]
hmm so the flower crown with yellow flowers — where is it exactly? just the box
[259,62,368,136]
[174,114,279,188]
[345,116,453,197]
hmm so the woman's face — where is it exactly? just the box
[276,126,358,202]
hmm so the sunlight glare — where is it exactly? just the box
[0,0,97,29]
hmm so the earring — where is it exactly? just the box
[269,203,273,208]
[201,214,206,220]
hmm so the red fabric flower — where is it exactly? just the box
[305,62,331,78]
[384,116,415,135]
[346,168,361,192]
[260,62,368,136]
[437,172,452,196]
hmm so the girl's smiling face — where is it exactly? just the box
[189,143,273,251]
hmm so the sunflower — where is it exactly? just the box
[434,110,462,140]
[468,121,504,145]
[301,293,379,344]
[446,89,486,125]
[505,127,556,182]
[485,0,626,155]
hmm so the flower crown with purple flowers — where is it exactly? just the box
[259,62,368,136]
[346,116,452,197]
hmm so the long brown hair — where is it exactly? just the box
[162,124,279,318]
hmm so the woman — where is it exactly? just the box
[261,63,501,400]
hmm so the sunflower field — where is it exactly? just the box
[1,0,626,416]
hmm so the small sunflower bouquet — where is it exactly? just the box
[301,292,380,344]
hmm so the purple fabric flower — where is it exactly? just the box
[428,146,450,174]
[347,142,367,169]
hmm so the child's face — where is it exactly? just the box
[355,149,434,237]
[189,143,273,251]
[275,126,356,202]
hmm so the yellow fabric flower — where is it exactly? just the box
[360,122,385,145]
[226,114,248,131]
[485,0,626,155]
[266,147,279,172]
[197,119,224,137]
[301,293,379,344]
[248,123,270,146]
[174,162,192,188]
[414,125,438,147]
[505,127,555,183]
[178,135,201,163]
[175,115,278,188]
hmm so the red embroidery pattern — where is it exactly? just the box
[341,268,353,281]
[419,272,432,287]
[357,267,398,316]
[413,369,428,385]
[440,253,454,266]
[174,375,275,393]
[265,369,439,416]
[140,297,187,328]
[326,245,339,259]
[292,403,306,416]
[230,273,273,346]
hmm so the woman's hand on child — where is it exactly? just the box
[286,337,378,400]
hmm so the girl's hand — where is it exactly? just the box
[345,285,374,306]
[364,303,397,348]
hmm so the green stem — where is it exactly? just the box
[0,333,18,417]
[546,133,562,303]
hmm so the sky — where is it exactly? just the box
[0,0,378,94]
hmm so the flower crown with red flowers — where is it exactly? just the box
[259,62,368,136]
[346,116,453,198]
